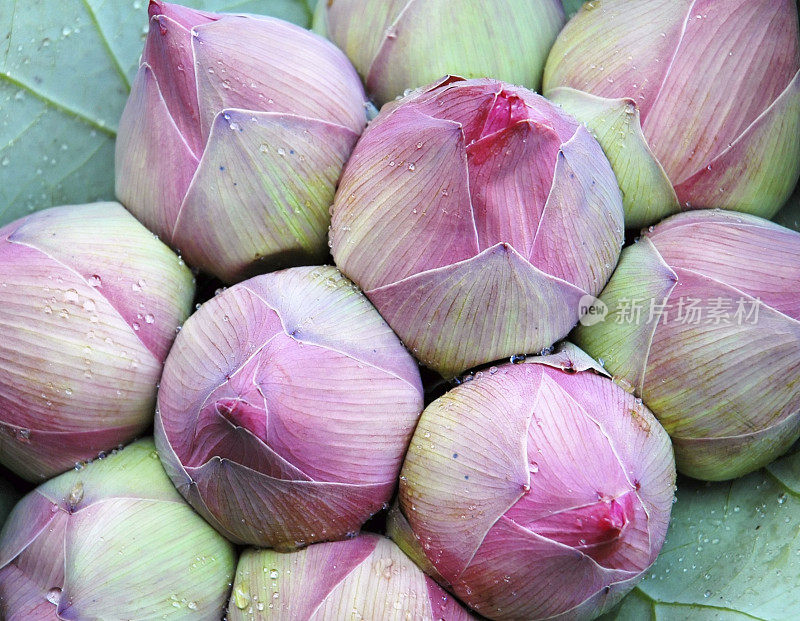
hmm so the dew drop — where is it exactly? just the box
[46,587,62,605]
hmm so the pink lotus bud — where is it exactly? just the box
[313,0,565,105]
[543,0,800,227]
[228,534,474,619]
[116,1,367,283]
[0,202,194,481]
[331,77,624,378]
[0,439,236,619]
[398,344,676,620]
[575,210,800,480]
[155,266,423,549]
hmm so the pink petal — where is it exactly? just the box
[8,202,193,363]
[527,125,623,293]
[466,119,561,256]
[244,268,422,389]
[426,576,475,621]
[193,15,366,142]
[650,211,800,320]
[0,493,61,570]
[366,243,587,377]
[230,537,377,620]
[643,0,800,184]
[141,13,205,156]
[147,0,218,28]
[543,0,691,118]
[400,368,535,581]
[673,69,800,214]
[0,565,60,620]
[0,425,147,483]
[157,284,284,461]
[174,109,358,283]
[332,108,479,292]
[644,270,800,441]
[115,64,199,245]
[187,459,394,547]
[258,334,419,485]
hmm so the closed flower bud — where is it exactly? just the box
[314,0,564,105]
[0,202,194,481]
[331,77,624,378]
[398,344,676,620]
[544,0,800,227]
[116,1,367,283]
[0,439,236,619]
[156,266,423,549]
[575,210,800,480]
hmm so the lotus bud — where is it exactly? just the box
[155,265,423,549]
[227,534,474,620]
[0,202,194,481]
[331,77,624,378]
[313,0,565,106]
[543,0,800,227]
[398,343,676,620]
[0,439,236,619]
[116,1,367,283]
[574,210,800,481]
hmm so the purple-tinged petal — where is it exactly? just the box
[673,69,800,215]
[643,0,800,184]
[332,108,479,291]
[366,243,587,378]
[193,15,366,142]
[0,565,60,621]
[316,0,409,86]
[543,0,691,118]
[174,109,358,283]
[577,211,800,480]
[157,266,422,548]
[527,124,623,293]
[187,458,394,548]
[115,64,199,245]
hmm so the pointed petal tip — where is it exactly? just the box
[148,0,217,27]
